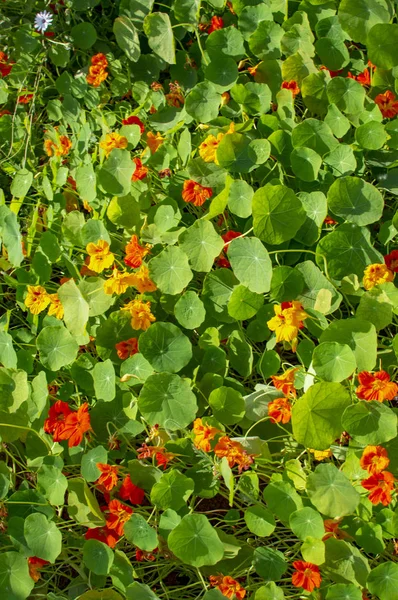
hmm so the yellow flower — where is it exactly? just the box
[24,285,50,315]
[309,448,332,461]
[363,263,394,290]
[267,301,308,351]
[132,264,157,293]
[123,298,155,330]
[99,132,128,157]
[47,293,64,319]
[146,131,164,154]
[199,133,224,164]
[104,268,137,295]
[86,239,115,273]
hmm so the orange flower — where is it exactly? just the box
[24,285,50,315]
[132,264,157,293]
[360,446,390,475]
[182,179,213,206]
[122,298,155,330]
[91,53,108,68]
[115,337,139,360]
[193,418,220,452]
[268,397,292,424]
[119,475,145,504]
[132,157,148,181]
[100,132,128,157]
[17,93,34,104]
[362,471,395,506]
[281,80,300,97]
[292,561,321,592]
[384,249,398,272]
[271,368,297,398]
[85,526,119,548]
[58,403,91,447]
[104,267,136,295]
[166,82,185,108]
[247,62,262,77]
[208,15,224,35]
[44,135,72,157]
[137,443,175,469]
[348,68,371,87]
[214,436,254,472]
[47,293,64,320]
[122,115,145,133]
[86,239,115,273]
[221,92,230,106]
[146,131,164,153]
[309,448,332,461]
[28,557,49,582]
[199,133,224,164]
[96,463,119,491]
[324,215,338,225]
[0,109,11,117]
[209,575,246,600]
[267,301,308,351]
[106,499,133,536]
[322,519,350,541]
[375,90,398,118]
[44,400,72,442]
[356,370,398,402]
[363,263,394,289]
[0,51,13,77]
[86,53,108,87]
[136,548,157,561]
[124,235,151,268]
[319,66,343,78]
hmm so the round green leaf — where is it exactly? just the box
[185,82,221,123]
[245,505,275,537]
[143,12,175,64]
[306,463,360,518]
[356,121,387,150]
[179,220,224,272]
[367,561,398,600]
[252,547,287,581]
[248,21,283,60]
[327,77,366,114]
[338,0,392,43]
[113,16,140,62]
[227,179,254,218]
[312,342,356,383]
[324,144,357,177]
[291,147,322,182]
[252,185,306,245]
[228,285,263,320]
[124,514,158,551]
[168,514,224,567]
[328,176,384,226]
[206,26,246,61]
[301,537,325,565]
[37,465,68,506]
[367,23,398,69]
[149,246,193,295]
[0,552,34,600]
[120,353,154,386]
[315,37,349,70]
[174,291,206,329]
[228,236,272,294]
[289,507,325,541]
[83,539,114,575]
[292,382,352,450]
[204,57,238,92]
[150,470,194,511]
[291,118,338,156]
[36,325,79,371]
[325,584,362,600]
[71,22,97,49]
[139,322,192,373]
[270,266,305,302]
[208,386,245,425]
[98,149,135,197]
[10,169,33,199]
[257,350,280,379]
[342,401,397,445]
[81,446,108,482]
[138,373,197,430]
[24,513,62,563]
[254,582,285,600]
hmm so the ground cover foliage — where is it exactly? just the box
[0,0,398,598]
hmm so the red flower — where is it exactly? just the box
[355,69,371,87]
[44,31,55,38]
[375,90,398,118]
[119,475,145,504]
[281,80,300,97]
[132,157,148,181]
[0,109,11,118]
[209,575,246,599]
[115,337,139,360]
[292,561,322,592]
[362,471,395,506]
[105,499,133,536]
[85,526,119,548]
[356,370,398,402]
[324,215,337,225]
[384,249,398,272]
[58,403,91,447]
[182,180,213,206]
[136,548,157,561]
[268,397,292,424]
[44,400,72,441]
[28,557,49,582]
[17,93,34,104]
[124,234,150,269]
[216,230,241,267]
[122,115,145,133]
[319,66,343,78]
[96,463,119,491]
[208,16,224,35]
[360,446,390,475]
[0,51,13,77]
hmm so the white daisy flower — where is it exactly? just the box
[34,11,53,33]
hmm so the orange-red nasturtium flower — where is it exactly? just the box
[122,115,145,133]
[182,179,213,206]
[115,337,139,360]
[106,499,133,536]
[146,131,164,153]
[124,234,151,268]
[86,239,115,273]
[384,249,398,272]
[132,157,148,181]
[136,548,157,561]
[44,400,72,441]
[100,132,128,157]
[0,51,13,77]
[356,370,398,402]
[281,80,300,96]
[271,368,298,398]
[86,53,108,87]
[132,264,157,294]
[375,90,398,118]
[58,403,91,447]
[209,575,246,599]
[363,263,394,290]
[122,298,156,331]
[17,93,34,104]
[361,471,395,506]
[216,230,241,267]
[322,519,350,541]
[28,557,49,582]
[192,418,220,452]
[85,526,119,548]
[324,215,338,225]
[44,135,72,157]
[214,436,254,472]
[268,397,292,424]
[208,16,224,34]
[292,561,322,593]
[96,463,119,491]
[360,446,390,475]
[119,475,145,504]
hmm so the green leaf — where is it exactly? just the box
[337,0,393,43]
[83,539,114,575]
[124,514,158,551]
[10,169,33,199]
[301,71,329,116]
[248,20,283,60]
[367,562,398,600]
[0,206,23,267]
[24,513,62,563]
[227,179,253,218]
[179,221,223,272]
[0,331,17,369]
[113,16,140,62]
[325,104,351,138]
[67,477,105,528]
[174,292,206,329]
[227,329,253,377]
[98,149,135,197]
[204,56,238,93]
[126,583,160,600]
[356,288,393,330]
[252,184,306,245]
[319,318,377,371]
[81,446,108,482]
[327,177,383,226]
[202,269,238,323]
[71,22,97,49]
[292,382,352,450]
[327,77,366,114]
[324,144,357,177]
[282,51,317,85]
[367,22,398,69]
[291,147,322,182]
[252,546,287,581]
[342,401,397,445]
[168,514,224,567]
[301,537,325,565]
[257,350,280,379]
[143,13,175,64]
[315,38,349,71]
[228,236,272,293]
[150,470,194,511]
[209,386,245,425]
[139,322,192,373]
[270,266,305,302]
[37,465,68,506]
[149,246,193,295]
[206,26,246,61]
[325,584,362,600]
[228,285,264,320]
[76,163,97,203]
[245,505,275,537]
[306,464,360,518]
[0,552,34,600]
[58,279,89,344]
[289,507,325,541]
[254,583,285,600]
[356,120,387,150]
[138,372,197,430]
[292,118,338,156]
[312,342,356,383]
[185,82,221,123]
[36,325,79,371]
[120,353,154,386]
[324,538,370,586]
[263,480,303,525]
[92,359,116,401]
